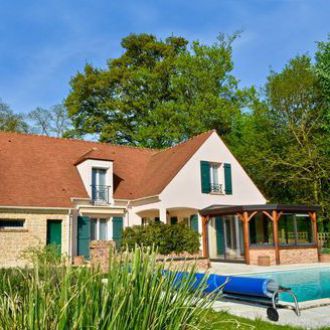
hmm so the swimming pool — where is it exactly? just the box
[245,267,330,302]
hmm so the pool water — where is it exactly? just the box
[247,267,330,302]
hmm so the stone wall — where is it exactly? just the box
[280,247,318,264]
[90,240,116,272]
[0,209,69,267]
[89,240,209,272]
[249,248,276,265]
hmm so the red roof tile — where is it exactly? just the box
[0,130,214,207]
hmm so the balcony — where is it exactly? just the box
[210,183,223,194]
[91,185,110,204]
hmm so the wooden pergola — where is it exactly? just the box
[200,204,320,265]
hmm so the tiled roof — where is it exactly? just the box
[0,130,214,208]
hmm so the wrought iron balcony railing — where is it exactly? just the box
[91,185,110,204]
[210,183,223,194]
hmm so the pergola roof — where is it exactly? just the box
[200,204,320,216]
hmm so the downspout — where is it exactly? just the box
[67,209,73,261]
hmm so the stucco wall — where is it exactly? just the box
[0,209,69,267]
[128,132,266,226]
[160,132,266,209]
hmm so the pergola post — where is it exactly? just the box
[309,211,320,261]
[272,210,280,265]
[241,211,250,265]
[201,216,209,258]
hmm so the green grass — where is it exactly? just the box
[206,310,300,330]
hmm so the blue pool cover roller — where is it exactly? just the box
[170,272,279,298]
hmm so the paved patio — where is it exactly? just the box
[209,262,330,329]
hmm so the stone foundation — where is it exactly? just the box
[249,248,276,265]
[279,247,318,264]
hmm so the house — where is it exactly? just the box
[0,130,320,267]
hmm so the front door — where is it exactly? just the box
[47,220,62,255]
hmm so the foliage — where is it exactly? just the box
[122,223,200,255]
[0,247,218,329]
[27,103,71,137]
[226,53,330,227]
[0,99,28,132]
[65,33,252,148]
[206,310,302,330]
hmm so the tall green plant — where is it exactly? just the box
[0,247,217,329]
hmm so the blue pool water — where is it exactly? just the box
[245,268,330,302]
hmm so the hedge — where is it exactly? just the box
[122,222,200,255]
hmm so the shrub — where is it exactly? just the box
[321,238,330,254]
[0,247,217,329]
[122,222,200,255]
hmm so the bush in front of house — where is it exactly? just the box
[321,238,330,254]
[122,222,200,255]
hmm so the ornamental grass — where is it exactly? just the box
[0,246,219,329]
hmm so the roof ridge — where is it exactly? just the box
[152,129,216,156]
[0,131,160,152]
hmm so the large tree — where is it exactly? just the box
[65,33,252,147]
[227,55,330,226]
[0,99,28,133]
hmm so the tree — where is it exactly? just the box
[227,55,330,227]
[28,103,71,137]
[65,33,252,148]
[0,99,28,133]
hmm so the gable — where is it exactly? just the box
[160,132,266,208]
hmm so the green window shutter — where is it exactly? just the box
[200,161,211,193]
[224,163,233,195]
[77,216,90,259]
[112,217,123,249]
[190,214,199,232]
[215,216,225,255]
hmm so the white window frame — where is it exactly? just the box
[90,217,112,240]
[209,162,223,193]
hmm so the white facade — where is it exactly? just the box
[126,131,266,226]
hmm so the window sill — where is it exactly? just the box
[209,192,225,195]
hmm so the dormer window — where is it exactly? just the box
[91,168,108,203]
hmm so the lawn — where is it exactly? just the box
[208,310,299,330]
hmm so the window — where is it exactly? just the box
[91,168,108,202]
[0,219,25,229]
[90,218,108,240]
[279,214,314,246]
[249,214,274,246]
[210,163,222,193]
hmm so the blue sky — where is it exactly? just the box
[0,0,329,114]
